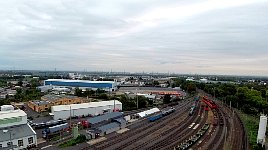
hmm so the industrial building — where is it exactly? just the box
[28,94,83,112]
[50,100,122,120]
[86,112,127,137]
[44,79,117,91]
[87,112,123,127]
[0,108,37,149]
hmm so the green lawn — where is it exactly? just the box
[237,111,265,150]
[58,134,87,148]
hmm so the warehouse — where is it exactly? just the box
[97,122,121,136]
[87,112,123,127]
[50,100,122,120]
[44,79,117,91]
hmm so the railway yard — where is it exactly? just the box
[81,95,248,150]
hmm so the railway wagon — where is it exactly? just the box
[162,107,175,116]
[202,99,217,109]
[189,106,195,116]
[149,113,163,122]
[204,105,209,111]
[42,123,69,139]
[175,124,210,150]
[33,119,66,129]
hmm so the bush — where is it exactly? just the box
[58,134,87,148]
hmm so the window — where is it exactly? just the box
[28,137,33,144]
[18,139,23,147]
[7,141,12,147]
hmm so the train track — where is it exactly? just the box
[124,106,201,150]
[143,104,208,150]
[89,98,195,150]
[222,105,248,150]
[193,100,248,150]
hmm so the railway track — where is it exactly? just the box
[90,98,195,150]
[143,104,208,150]
[125,107,200,150]
[193,100,248,150]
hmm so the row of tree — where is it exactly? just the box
[196,82,268,115]
[117,94,152,111]
[171,77,268,115]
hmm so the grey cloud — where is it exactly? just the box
[0,0,268,75]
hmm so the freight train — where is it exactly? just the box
[42,123,69,139]
[202,96,217,109]
[189,96,200,116]
[148,107,175,122]
[175,123,210,150]
[32,119,66,129]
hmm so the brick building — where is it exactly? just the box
[28,95,82,112]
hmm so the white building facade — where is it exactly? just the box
[0,109,37,150]
[51,100,123,120]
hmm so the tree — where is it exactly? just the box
[260,89,266,98]
[74,88,83,97]
[17,80,23,86]
[163,94,171,104]
[153,81,160,86]
[186,82,196,94]
[136,96,148,109]
[99,93,108,99]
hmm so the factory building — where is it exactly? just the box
[0,108,37,149]
[44,79,117,91]
[50,100,122,120]
[28,95,83,112]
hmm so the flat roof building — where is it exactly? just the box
[44,79,117,91]
[51,100,122,120]
[28,94,83,112]
[0,109,37,149]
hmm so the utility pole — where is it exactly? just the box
[70,106,72,128]
[136,89,138,109]
[214,88,216,100]
[224,126,227,150]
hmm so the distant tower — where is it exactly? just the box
[257,115,267,147]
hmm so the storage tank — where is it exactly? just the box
[257,115,267,146]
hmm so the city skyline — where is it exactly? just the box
[1,0,268,76]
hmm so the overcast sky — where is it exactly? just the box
[0,0,268,76]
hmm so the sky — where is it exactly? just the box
[0,0,268,76]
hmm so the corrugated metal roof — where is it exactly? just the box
[0,109,26,120]
[113,118,127,125]
[45,79,115,84]
[97,122,120,132]
[137,108,160,118]
[32,100,50,106]
[52,100,122,112]
[0,124,36,142]
[88,112,123,125]
[42,94,78,101]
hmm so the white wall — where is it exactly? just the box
[53,104,123,120]
[0,135,37,150]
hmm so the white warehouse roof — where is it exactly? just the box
[52,100,122,112]
[45,79,115,84]
[0,109,26,120]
